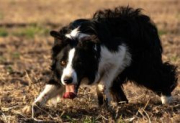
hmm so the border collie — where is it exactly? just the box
[32,6,177,116]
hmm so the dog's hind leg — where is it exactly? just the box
[132,62,177,105]
[157,63,177,104]
[110,78,128,105]
[32,79,64,118]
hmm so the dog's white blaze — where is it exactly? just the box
[61,48,77,85]
[65,28,79,39]
[161,95,172,104]
[97,44,131,104]
[65,27,90,40]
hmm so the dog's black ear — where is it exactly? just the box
[50,31,61,38]
[50,31,63,45]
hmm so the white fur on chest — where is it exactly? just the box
[98,44,131,77]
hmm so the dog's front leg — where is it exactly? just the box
[99,68,121,106]
[32,80,64,118]
[96,83,106,106]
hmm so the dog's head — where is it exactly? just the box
[50,20,100,95]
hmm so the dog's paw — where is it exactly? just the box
[161,95,173,104]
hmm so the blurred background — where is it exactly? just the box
[0,0,180,33]
[0,0,180,122]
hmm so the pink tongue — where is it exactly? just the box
[65,85,76,93]
[63,85,77,99]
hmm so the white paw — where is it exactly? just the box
[161,95,173,104]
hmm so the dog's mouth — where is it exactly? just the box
[65,84,77,93]
[63,84,77,99]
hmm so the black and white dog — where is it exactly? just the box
[32,6,177,115]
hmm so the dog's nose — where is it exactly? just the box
[63,77,73,84]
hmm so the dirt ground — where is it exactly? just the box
[0,0,180,123]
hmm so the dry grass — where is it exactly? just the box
[0,0,180,122]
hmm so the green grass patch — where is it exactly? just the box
[0,28,8,37]
[13,26,49,38]
[82,116,96,123]
[0,56,6,63]
[117,115,126,123]
[12,52,20,59]
[63,115,97,123]
[7,66,14,73]
[170,55,179,62]
[158,30,167,36]
[0,12,3,20]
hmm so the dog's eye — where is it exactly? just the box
[60,60,66,66]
